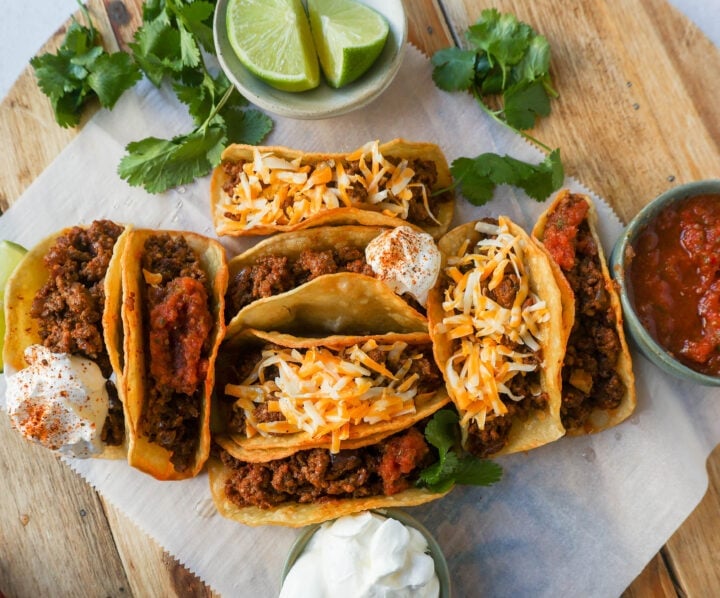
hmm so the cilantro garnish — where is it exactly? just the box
[31,0,274,194]
[30,3,141,128]
[418,409,503,493]
[431,9,564,206]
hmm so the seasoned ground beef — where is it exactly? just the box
[225,246,374,320]
[219,427,432,509]
[141,234,213,472]
[31,220,125,445]
[543,194,626,429]
[31,220,124,376]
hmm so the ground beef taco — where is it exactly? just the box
[208,421,449,528]
[213,329,450,455]
[427,217,568,458]
[532,190,636,433]
[120,229,228,480]
[210,139,454,238]
[224,225,439,338]
[3,220,130,459]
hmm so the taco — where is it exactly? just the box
[208,421,449,527]
[532,190,636,433]
[213,329,451,455]
[120,229,228,480]
[210,139,454,238]
[224,225,442,337]
[427,217,568,458]
[3,220,130,459]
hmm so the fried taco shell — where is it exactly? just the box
[214,329,450,456]
[210,138,454,239]
[224,225,428,338]
[121,229,228,480]
[3,221,130,459]
[532,190,636,433]
[427,217,568,458]
[208,423,449,527]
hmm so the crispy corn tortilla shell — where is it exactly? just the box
[533,190,637,434]
[427,218,567,456]
[3,225,131,460]
[122,229,228,480]
[208,455,449,527]
[216,329,450,453]
[210,138,454,239]
[226,225,427,337]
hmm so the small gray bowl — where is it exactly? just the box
[610,179,720,386]
[214,0,407,119]
[281,508,451,596]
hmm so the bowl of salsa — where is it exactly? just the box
[610,180,720,386]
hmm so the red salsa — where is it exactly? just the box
[627,194,720,376]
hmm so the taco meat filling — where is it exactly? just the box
[221,341,442,449]
[141,234,213,472]
[225,246,374,320]
[30,219,125,445]
[220,143,449,229]
[217,426,432,509]
[439,218,550,458]
[542,194,626,429]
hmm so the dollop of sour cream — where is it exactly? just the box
[5,345,110,458]
[279,511,440,598]
[365,226,441,307]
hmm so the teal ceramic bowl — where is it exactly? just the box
[610,180,720,386]
[281,509,451,597]
[214,0,407,119]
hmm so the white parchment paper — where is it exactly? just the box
[2,46,719,597]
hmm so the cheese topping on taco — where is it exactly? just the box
[219,141,440,229]
[225,339,437,452]
[436,219,550,430]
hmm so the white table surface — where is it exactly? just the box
[1,0,719,102]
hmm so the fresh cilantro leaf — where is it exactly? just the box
[31,8,140,128]
[450,149,564,205]
[503,79,551,130]
[129,15,183,85]
[118,124,226,193]
[222,108,274,145]
[176,1,216,53]
[417,409,502,493]
[430,48,477,91]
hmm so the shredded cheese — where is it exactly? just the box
[218,141,440,229]
[224,340,433,452]
[438,218,550,430]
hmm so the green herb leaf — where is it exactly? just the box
[118,124,226,194]
[430,48,477,91]
[87,53,142,108]
[503,79,551,130]
[450,149,564,205]
[222,108,274,145]
[417,409,502,493]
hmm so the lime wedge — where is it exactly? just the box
[308,0,389,88]
[0,240,28,373]
[226,0,320,92]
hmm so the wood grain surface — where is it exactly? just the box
[1,0,719,596]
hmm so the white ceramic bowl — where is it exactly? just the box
[213,0,407,119]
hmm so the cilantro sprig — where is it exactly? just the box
[418,410,503,493]
[30,3,141,128]
[31,0,274,194]
[431,9,564,205]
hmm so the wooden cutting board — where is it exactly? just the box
[1,0,719,595]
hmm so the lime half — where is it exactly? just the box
[308,0,389,88]
[0,240,28,373]
[226,0,320,92]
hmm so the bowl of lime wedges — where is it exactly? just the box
[214,0,407,119]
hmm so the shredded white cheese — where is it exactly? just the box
[224,339,434,452]
[438,218,549,430]
[218,141,440,229]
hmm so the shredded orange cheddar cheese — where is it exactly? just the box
[224,339,434,452]
[438,218,549,430]
[217,141,439,230]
